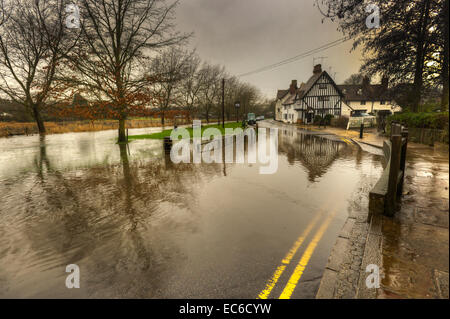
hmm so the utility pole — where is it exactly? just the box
[222,78,225,128]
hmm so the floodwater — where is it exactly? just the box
[0,121,384,298]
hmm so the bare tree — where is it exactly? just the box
[343,73,364,85]
[150,47,194,125]
[198,63,225,123]
[63,0,189,142]
[176,52,203,121]
[0,0,77,134]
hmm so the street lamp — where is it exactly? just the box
[234,101,240,123]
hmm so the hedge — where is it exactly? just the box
[387,112,449,130]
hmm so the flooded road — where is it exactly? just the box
[0,121,384,298]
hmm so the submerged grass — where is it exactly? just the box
[128,122,244,140]
[0,118,185,138]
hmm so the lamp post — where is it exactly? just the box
[222,78,225,128]
[234,101,240,123]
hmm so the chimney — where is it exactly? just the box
[289,80,298,94]
[313,64,322,75]
[381,77,389,90]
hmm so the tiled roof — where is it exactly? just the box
[337,84,391,101]
[276,90,288,100]
[283,93,296,105]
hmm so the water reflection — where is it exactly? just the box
[0,123,385,298]
[278,129,350,182]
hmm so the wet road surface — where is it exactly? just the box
[0,121,384,298]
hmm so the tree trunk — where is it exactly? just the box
[32,104,46,135]
[441,0,449,111]
[118,118,127,143]
[412,0,431,112]
[161,111,165,126]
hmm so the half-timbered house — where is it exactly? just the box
[276,65,348,124]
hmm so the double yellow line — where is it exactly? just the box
[258,207,336,300]
[341,138,353,145]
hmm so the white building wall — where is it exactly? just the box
[341,103,353,117]
[346,101,402,114]
[275,94,291,121]
[281,105,299,123]
[275,100,283,121]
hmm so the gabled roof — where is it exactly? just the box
[275,65,344,105]
[296,71,344,100]
[283,93,296,105]
[278,83,305,106]
[276,90,289,100]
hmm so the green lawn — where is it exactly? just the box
[128,122,244,140]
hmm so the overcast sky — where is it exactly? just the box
[175,0,364,98]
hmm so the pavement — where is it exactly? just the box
[308,123,449,299]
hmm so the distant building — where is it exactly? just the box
[275,67,402,124]
[337,76,402,116]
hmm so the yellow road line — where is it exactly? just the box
[279,211,337,299]
[257,213,322,299]
[341,138,352,145]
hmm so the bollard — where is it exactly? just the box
[360,123,364,139]
[163,136,172,152]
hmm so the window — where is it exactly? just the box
[380,101,386,105]
[284,114,287,120]
[319,96,329,101]
[361,101,366,105]
[357,88,363,95]
[319,84,327,90]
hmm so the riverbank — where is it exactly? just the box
[315,126,449,299]
[0,119,194,138]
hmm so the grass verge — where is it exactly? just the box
[128,122,244,140]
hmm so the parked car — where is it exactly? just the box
[351,111,374,118]
[256,116,265,121]
[247,113,256,125]
[347,111,376,128]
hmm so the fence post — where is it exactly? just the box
[386,130,402,217]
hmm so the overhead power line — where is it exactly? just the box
[237,37,351,78]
